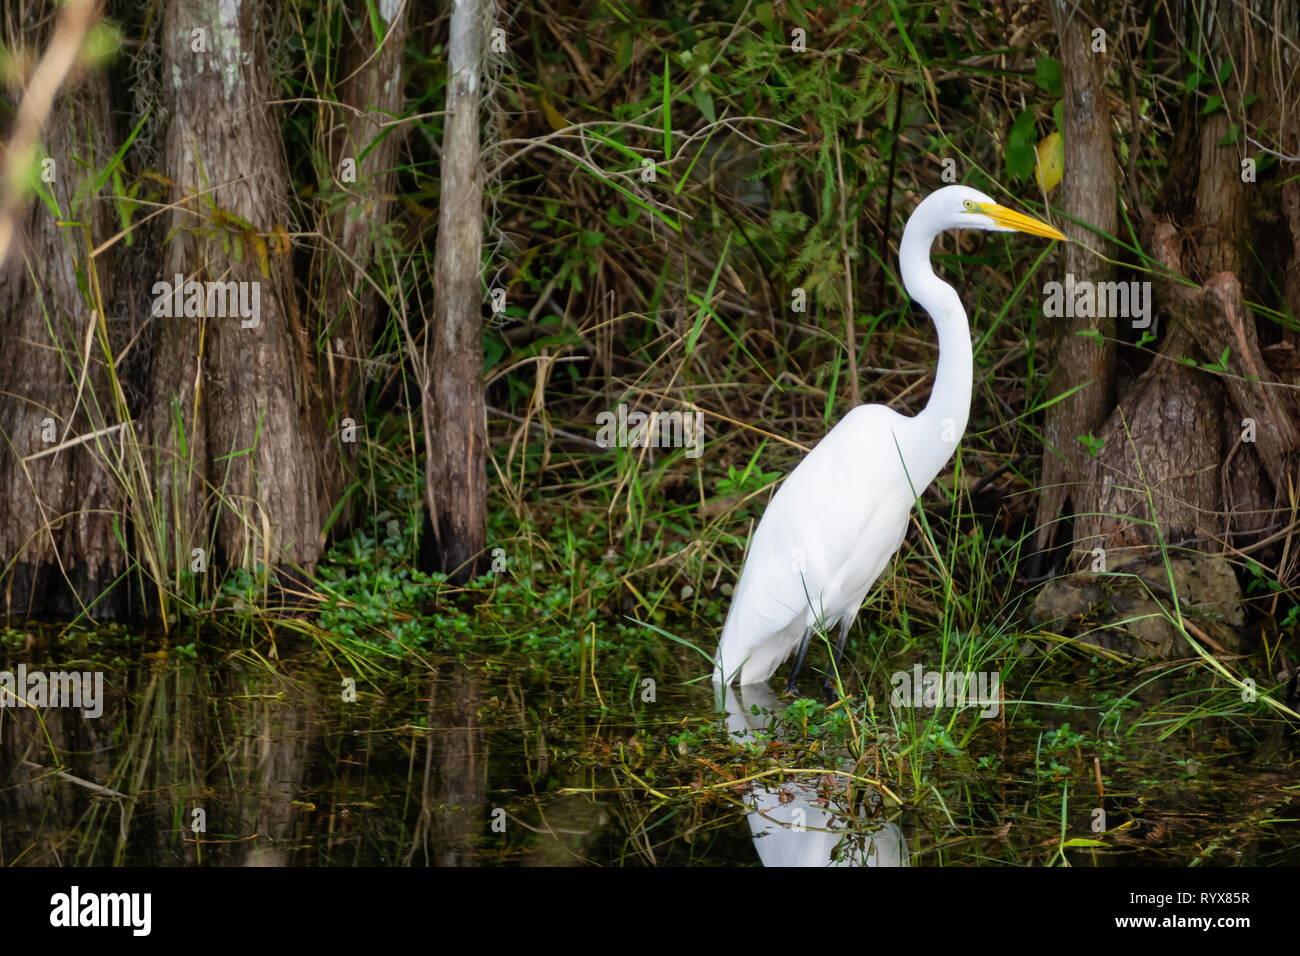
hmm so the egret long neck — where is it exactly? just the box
[898,223,972,486]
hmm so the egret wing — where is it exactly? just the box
[716,405,914,684]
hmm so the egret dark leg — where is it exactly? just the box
[823,618,853,701]
[785,628,813,695]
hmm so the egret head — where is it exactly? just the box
[918,184,1067,241]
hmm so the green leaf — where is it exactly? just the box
[685,232,733,355]
[483,334,506,372]
[1006,109,1038,179]
[662,56,672,161]
[1035,56,1062,97]
[584,125,645,166]
[1216,123,1241,146]
[674,123,718,195]
[692,85,716,124]
[366,0,384,46]
[573,163,679,231]
[112,167,134,246]
[1077,432,1104,457]
[1201,94,1223,115]
[615,33,633,72]
[823,354,841,424]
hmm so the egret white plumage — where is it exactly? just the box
[713,184,1065,696]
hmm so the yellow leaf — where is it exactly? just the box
[1035,131,1064,192]
[539,91,571,132]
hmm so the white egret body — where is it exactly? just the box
[714,185,1064,693]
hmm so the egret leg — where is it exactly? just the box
[823,617,854,701]
[784,628,813,695]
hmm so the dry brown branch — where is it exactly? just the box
[0,0,98,266]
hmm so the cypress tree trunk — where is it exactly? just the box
[0,13,125,617]
[148,0,324,598]
[1071,0,1300,562]
[1036,0,1300,655]
[317,0,411,534]
[422,0,489,582]
[1034,0,1118,564]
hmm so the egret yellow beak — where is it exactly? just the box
[975,203,1068,241]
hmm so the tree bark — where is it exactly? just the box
[1035,0,1118,558]
[1072,0,1300,561]
[148,0,324,594]
[0,23,126,617]
[317,0,411,532]
[422,0,488,581]
[1072,323,1221,563]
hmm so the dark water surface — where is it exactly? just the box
[2,631,1296,866]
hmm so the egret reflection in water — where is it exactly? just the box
[723,683,909,867]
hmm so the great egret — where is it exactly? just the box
[713,184,1065,696]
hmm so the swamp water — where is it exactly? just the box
[1,630,1296,866]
